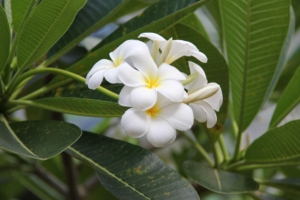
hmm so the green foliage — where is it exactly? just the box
[68,132,200,200]
[11,0,36,33]
[0,5,10,73]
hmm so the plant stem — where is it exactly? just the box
[9,68,119,100]
[179,131,214,167]
[218,134,229,161]
[61,152,82,200]
[227,160,300,171]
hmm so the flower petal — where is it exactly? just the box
[193,101,217,128]
[188,61,208,93]
[203,84,223,111]
[118,62,146,87]
[121,108,150,138]
[109,40,140,65]
[156,80,184,102]
[118,86,134,107]
[131,87,157,110]
[146,117,176,147]
[138,32,166,41]
[160,103,194,131]
[86,70,105,90]
[86,59,115,83]
[157,63,186,81]
[189,103,207,123]
[104,67,121,83]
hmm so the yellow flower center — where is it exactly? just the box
[114,57,123,67]
[146,104,160,118]
[146,77,159,89]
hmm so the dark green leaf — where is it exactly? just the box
[48,0,209,87]
[245,120,300,162]
[270,67,300,127]
[33,97,126,117]
[48,0,156,62]
[162,23,228,135]
[17,0,86,70]
[0,118,81,160]
[68,132,200,200]
[11,0,35,33]
[220,0,290,132]
[179,13,209,39]
[0,5,10,72]
[183,160,259,194]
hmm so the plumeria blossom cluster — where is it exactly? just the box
[86,33,223,147]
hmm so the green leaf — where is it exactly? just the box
[48,0,156,63]
[68,132,200,200]
[48,0,209,87]
[183,160,259,194]
[270,67,300,127]
[260,178,300,196]
[0,118,81,160]
[11,171,64,200]
[33,97,126,117]
[0,5,10,73]
[161,23,229,135]
[11,0,36,33]
[4,0,12,25]
[178,13,209,39]
[219,0,290,132]
[17,0,86,70]
[245,120,300,163]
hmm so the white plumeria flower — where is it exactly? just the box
[139,32,208,65]
[121,94,194,147]
[184,62,223,128]
[118,47,186,111]
[86,40,149,89]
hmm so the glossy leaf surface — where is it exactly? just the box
[68,132,200,200]
[184,160,259,194]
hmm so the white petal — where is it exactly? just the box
[121,108,150,138]
[118,62,146,87]
[160,103,194,131]
[87,70,105,90]
[86,59,115,83]
[194,101,217,128]
[183,83,220,104]
[157,63,186,81]
[156,80,184,102]
[189,103,207,122]
[131,87,157,110]
[188,61,207,93]
[146,117,176,147]
[203,84,223,111]
[104,68,121,83]
[168,50,208,64]
[138,32,166,41]
[118,86,134,107]
[130,48,158,79]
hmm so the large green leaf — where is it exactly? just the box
[0,5,10,73]
[48,0,209,87]
[0,118,81,160]
[17,0,86,70]
[11,0,35,33]
[48,0,155,63]
[179,13,209,39]
[32,97,126,117]
[68,132,200,200]
[220,0,290,132]
[161,23,229,134]
[183,160,259,194]
[245,120,300,163]
[270,67,300,127]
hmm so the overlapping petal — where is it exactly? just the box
[191,101,217,128]
[130,87,157,110]
[118,62,146,87]
[118,86,134,107]
[156,80,185,102]
[157,63,186,81]
[86,70,106,89]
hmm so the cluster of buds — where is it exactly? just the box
[86,33,222,147]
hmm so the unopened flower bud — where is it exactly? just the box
[183,83,220,104]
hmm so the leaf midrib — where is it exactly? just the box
[68,146,151,200]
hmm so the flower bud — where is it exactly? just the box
[183,83,220,104]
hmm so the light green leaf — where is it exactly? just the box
[17,0,86,70]
[270,67,300,127]
[245,120,300,163]
[48,0,156,63]
[161,23,229,135]
[183,160,259,194]
[0,5,10,72]
[4,0,12,25]
[33,97,126,117]
[0,117,81,160]
[47,0,209,87]
[260,178,300,196]
[11,171,64,200]
[68,132,200,200]
[220,0,290,132]
[11,0,36,33]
